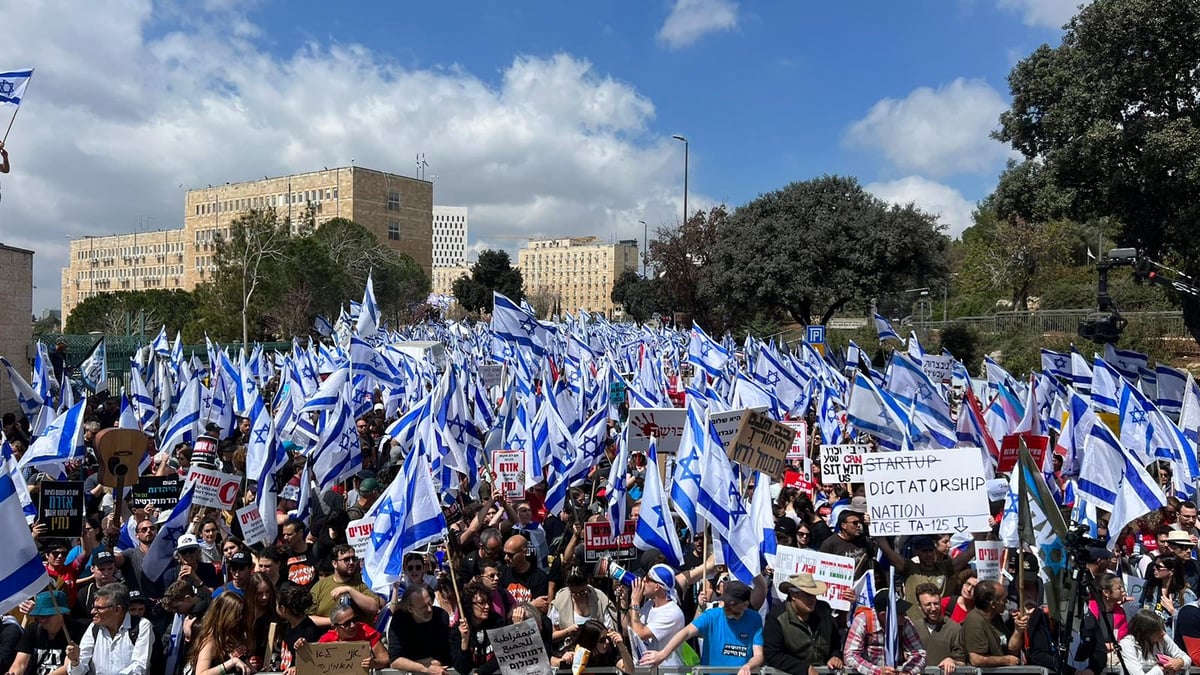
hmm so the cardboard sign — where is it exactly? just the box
[491,450,526,500]
[38,481,84,537]
[296,641,369,675]
[820,444,868,484]
[921,355,955,383]
[478,364,503,389]
[582,520,637,563]
[92,428,147,489]
[998,434,1050,473]
[347,518,375,561]
[131,476,181,510]
[727,410,792,476]
[862,449,991,536]
[627,408,686,454]
[185,467,242,509]
[711,407,768,448]
[974,541,1004,581]
[236,504,268,546]
[486,618,551,675]
[774,545,856,611]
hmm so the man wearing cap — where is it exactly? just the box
[167,533,221,593]
[913,583,967,675]
[764,573,844,675]
[307,544,382,626]
[9,590,82,675]
[627,564,687,668]
[641,579,763,674]
[843,589,926,675]
[1162,531,1200,592]
[345,476,381,521]
[72,550,123,622]
[876,535,973,602]
[212,550,255,598]
[820,506,875,580]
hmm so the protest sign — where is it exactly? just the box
[820,444,868,484]
[38,481,84,537]
[491,450,526,500]
[486,618,551,675]
[131,476,181,510]
[774,545,855,611]
[296,641,369,675]
[727,410,792,476]
[582,520,637,563]
[711,407,768,449]
[783,470,815,495]
[185,467,242,510]
[346,518,375,561]
[862,449,991,536]
[1125,574,1146,608]
[998,434,1049,473]
[784,421,808,461]
[236,504,268,547]
[627,408,686,455]
[974,541,1004,581]
[921,355,955,383]
[478,363,503,389]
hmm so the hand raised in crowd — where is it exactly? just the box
[630,577,646,607]
[31,521,46,540]
[458,616,470,644]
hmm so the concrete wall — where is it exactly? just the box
[0,244,33,417]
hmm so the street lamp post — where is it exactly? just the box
[672,135,688,225]
[639,220,648,277]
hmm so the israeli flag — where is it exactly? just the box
[18,399,86,472]
[1080,420,1166,548]
[363,447,447,593]
[751,472,778,567]
[0,356,44,422]
[79,337,107,393]
[0,68,33,109]
[159,376,201,454]
[873,313,900,343]
[314,314,334,338]
[0,458,49,613]
[1,433,35,525]
[633,436,685,567]
[143,481,197,582]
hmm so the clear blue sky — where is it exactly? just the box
[3,0,1087,311]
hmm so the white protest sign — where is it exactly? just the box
[486,618,551,675]
[974,541,1004,581]
[862,449,990,536]
[784,421,808,461]
[1125,573,1146,608]
[921,354,955,383]
[627,408,686,455]
[236,504,268,546]
[478,364,503,389]
[774,545,856,611]
[185,467,242,509]
[347,517,375,561]
[491,450,526,500]
[820,444,867,484]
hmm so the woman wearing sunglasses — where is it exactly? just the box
[452,580,506,675]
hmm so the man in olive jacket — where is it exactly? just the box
[764,574,845,675]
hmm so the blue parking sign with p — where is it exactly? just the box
[806,325,825,344]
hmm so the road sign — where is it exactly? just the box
[806,325,826,355]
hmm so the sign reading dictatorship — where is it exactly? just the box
[727,410,793,476]
[862,449,991,536]
[820,444,867,484]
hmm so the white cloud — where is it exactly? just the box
[996,0,1091,29]
[0,1,702,313]
[845,78,1010,178]
[866,176,977,238]
[657,0,738,49]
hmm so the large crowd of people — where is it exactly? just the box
[1,370,1198,675]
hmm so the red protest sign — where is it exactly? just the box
[998,434,1049,473]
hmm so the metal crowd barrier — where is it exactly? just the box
[252,667,1049,675]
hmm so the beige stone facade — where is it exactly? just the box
[431,266,472,298]
[61,229,187,318]
[517,237,639,317]
[0,244,33,415]
[61,166,433,319]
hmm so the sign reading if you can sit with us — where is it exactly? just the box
[861,449,990,536]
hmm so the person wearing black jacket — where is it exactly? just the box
[764,573,845,675]
[388,584,452,674]
[1076,572,1131,675]
[452,581,506,675]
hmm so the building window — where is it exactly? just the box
[387,190,401,211]
[388,221,400,240]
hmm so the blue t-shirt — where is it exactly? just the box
[691,606,763,670]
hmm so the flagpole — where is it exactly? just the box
[2,104,20,146]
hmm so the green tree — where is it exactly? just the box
[995,0,1200,340]
[610,269,664,324]
[202,209,290,347]
[647,206,728,329]
[705,176,949,327]
[453,250,524,314]
[66,289,199,335]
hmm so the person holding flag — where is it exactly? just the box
[639,580,764,674]
[0,141,9,173]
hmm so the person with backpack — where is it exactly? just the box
[65,584,153,675]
